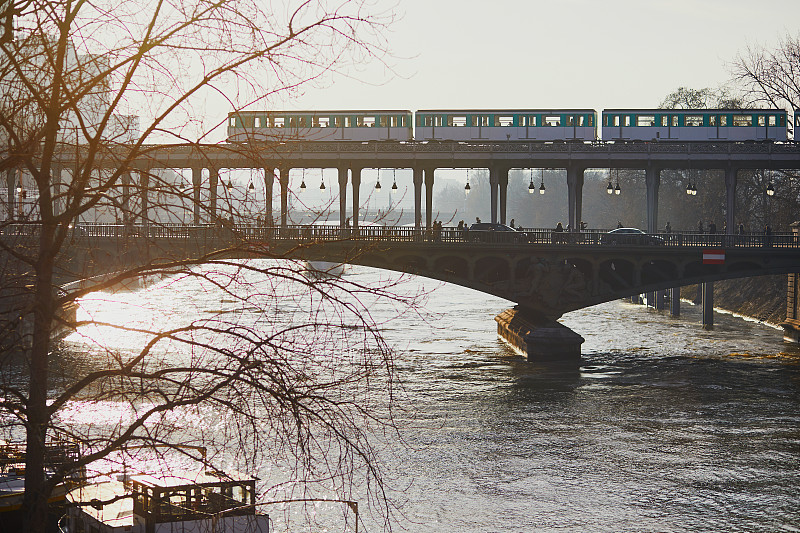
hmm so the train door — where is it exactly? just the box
[668,115,679,139]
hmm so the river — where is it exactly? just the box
[63,263,800,532]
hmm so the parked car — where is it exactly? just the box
[469,222,528,243]
[600,227,664,245]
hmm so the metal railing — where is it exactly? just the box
[2,223,797,249]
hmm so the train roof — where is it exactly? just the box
[417,109,597,114]
[602,108,787,114]
[229,109,413,115]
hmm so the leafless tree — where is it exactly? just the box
[733,33,800,111]
[0,1,418,532]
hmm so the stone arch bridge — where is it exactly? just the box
[40,224,800,322]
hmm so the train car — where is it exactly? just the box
[415,109,597,141]
[227,110,413,142]
[602,109,788,142]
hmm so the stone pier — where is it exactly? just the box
[495,308,584,362]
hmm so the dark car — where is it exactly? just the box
[601,227,664,245]
[469,222,528,243]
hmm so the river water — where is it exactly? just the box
[63,263,800,532]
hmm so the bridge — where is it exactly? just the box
[33,223,800,322]
[27,139,800,237]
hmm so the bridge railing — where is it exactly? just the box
[2,223,798,249]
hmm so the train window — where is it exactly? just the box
[566,116,574,127]
[254,117,261,128]
[733,115,752,127]
[709,115,716,126]
[448,116,467,127]
[229,117,237,127]
[757,115,766,127]
[579,116,585,127]
[545,116,560,127]
[475,115,490,127]
[588,115,593,127]
[378,116,388,127]
[685,115,703,126]
[768,115,776,126]
[661,116,668,127]
[319,117,330,127]
[345,116,352,127]
[624,116,631,127]
[672,116,679,127]
[637,115,655,127]
[720,115,727,127]
[528,115,538,127]
[613,116,620,127]
[796,114,800,127]
[274,117,285,128]
[495,116,514,126]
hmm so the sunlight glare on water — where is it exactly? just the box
[60,264,800,532]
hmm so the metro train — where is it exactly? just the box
[227,108,800,143]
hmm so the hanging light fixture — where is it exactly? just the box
[766,181,775,196]
[319,178,326,190]
[227,179,234,191]
[539,169,546,195]
[465,169,471,194]
[248,181,255,190]
[391,168,398,190]
[528,168,535,194]
[606,178,613,194]
[299,168,306,191]
[614,169,621,195]
[375,168,382,190]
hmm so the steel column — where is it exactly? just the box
[413,167,423,230]
[702,282,714,329]
[669,287,680,317]
[263,167,274,226]
[191,167,202,224]
[424,168,435,229]
[566,165,584,229]
[645,165,660,234]
[338,167,348,228]
[498,167,509,225]
[725,166,737,234]
[278,167,289,228]
[352,167,362,229]
[489,167,499,224]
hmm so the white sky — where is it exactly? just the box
[291,0,800,113]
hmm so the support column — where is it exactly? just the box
[725,166,737,234]
[413,167,423,229]
[654,290,665,310]
[121,171,131,226]
[645,165,660,234]
[669,287,681,317]
[278,167,289,228]
[263,167,274,226]
[702,282,714,330]
[191,167,202,224]
[352,167,362,229]
[781,222,800,342]
[337,167,348,227]
[566,165,585,229]
[6,168,15,220]
[140,168,150,225]
[489,166,499,224]
[498,167,509,225]
[424,168,435,229]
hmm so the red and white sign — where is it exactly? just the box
[702,249,725,264]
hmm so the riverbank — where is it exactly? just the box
[680,275,787,325]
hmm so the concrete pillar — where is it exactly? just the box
[566,165,584,229]
[725,166,737,234]
[702,281,714,330]
[782,222,800,342]
[208,167,219,222]
[489,167,499,223]
[278,167,289,228]
[338,167,348,227]
[352,167,362,229]
[498,167,509,224]
[191,167,202,224]
[424,168,435,229]
[263,167,274,226]
[413,167,423,229]
[654,290,665,310]
[645,165,660,234]
[669,287,681,317]
[6,168,15,220]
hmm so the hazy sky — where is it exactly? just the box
[292,0,800,113]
